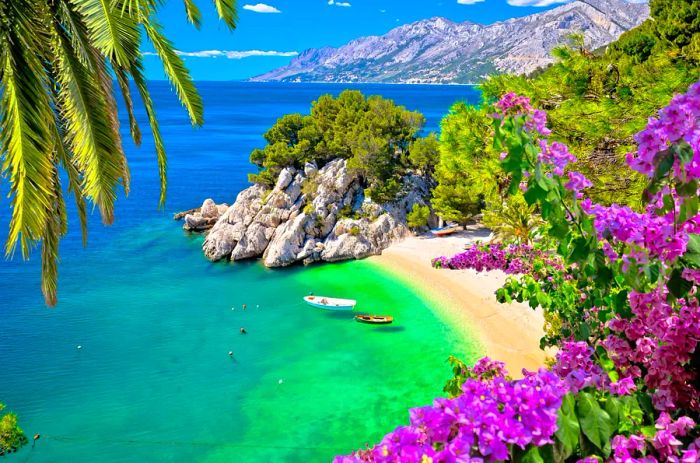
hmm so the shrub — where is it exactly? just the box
[406,204,430,229]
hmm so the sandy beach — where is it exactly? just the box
[371,227,548,375]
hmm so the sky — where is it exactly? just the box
[143,0,645,81]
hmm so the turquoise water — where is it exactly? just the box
[0,82,481,462]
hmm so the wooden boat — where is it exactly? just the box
[430,223,463,237]
[304,295,357,311]
[354,315,394,325]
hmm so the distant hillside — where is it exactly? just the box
[251,0,649,84]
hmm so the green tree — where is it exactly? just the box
[0,0,237,306]
[482,195,544,245]
[249,90,428,203]
[0,403,27,456]
[408,133,440,175]
[406,204,430,229]
[650,0,700,51]
[432,103,499,223]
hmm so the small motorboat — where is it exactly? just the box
[354,315,394,325]
[430,223,463,237]
[304,295,357,311]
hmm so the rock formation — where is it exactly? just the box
[176,159,429,267]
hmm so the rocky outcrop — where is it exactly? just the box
[181,159,427,267]
[176,199,229,232]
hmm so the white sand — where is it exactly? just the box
[370,226,548,376]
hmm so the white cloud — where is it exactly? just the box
[507,0,568,5]
[328,0,351,6]
[242,3,281,13]
[144,50,298,59]
[457,0,485,4]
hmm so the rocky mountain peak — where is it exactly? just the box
[251,1,649,84]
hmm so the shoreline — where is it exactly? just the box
[369,227,548,376]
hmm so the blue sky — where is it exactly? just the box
[143,0,629,81]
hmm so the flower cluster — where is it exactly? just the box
[432,243,561,275]
[494,92,551,136]
[552,341,609,394]
[539,140,577,175]
[566,171,593,199]
[581,200,692,265]
[627,82,700,179]
[609,413,698,463]
[603,288,700,411]
[335,362,566,463]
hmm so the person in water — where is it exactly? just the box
[240,328,247,334]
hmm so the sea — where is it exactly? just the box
[0,82,481,463]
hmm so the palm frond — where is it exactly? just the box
[0,13,56,259]
[41,165,65,307]
[213,0,238,30]
[51,119,88,247]
[129,60,168,206]
[51,18,124,224]
[77,0,140,67]
[114,66,143,146]
[143,17,204,126]
[184,0,202,28]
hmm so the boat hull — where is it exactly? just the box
[304,296,356,311]
[355,315,393,325]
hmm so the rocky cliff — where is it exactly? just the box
[178,159,429,267]
[251,0,649,84]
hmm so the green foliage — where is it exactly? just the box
[650,0,700,54]
[482,195,544,244]
[349,225,361,236]
[432,103,498,223]
[249,90,428,203]
[408,133,440,174]
[406,204,430,229]
[0,404,27,456]
[442,355,511,399]
[477,13,699,208]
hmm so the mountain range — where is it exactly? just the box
[251,0,649,84]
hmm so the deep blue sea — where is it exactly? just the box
[0,82,481,462]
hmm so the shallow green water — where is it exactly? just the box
[1,219,480,462]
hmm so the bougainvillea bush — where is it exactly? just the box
[335,81,700,462]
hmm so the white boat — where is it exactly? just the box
[430,223,463,237]
[303,295,357,311]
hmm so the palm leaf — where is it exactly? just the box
[0,10,56,259]
[77,0,140,67]
[114,65,143,146]
[51,16,124,224]
[213,0,238,29]
[143,17,204,126]
[41,165,65,307]
[129,59,168,206]
[184,0,202,28]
